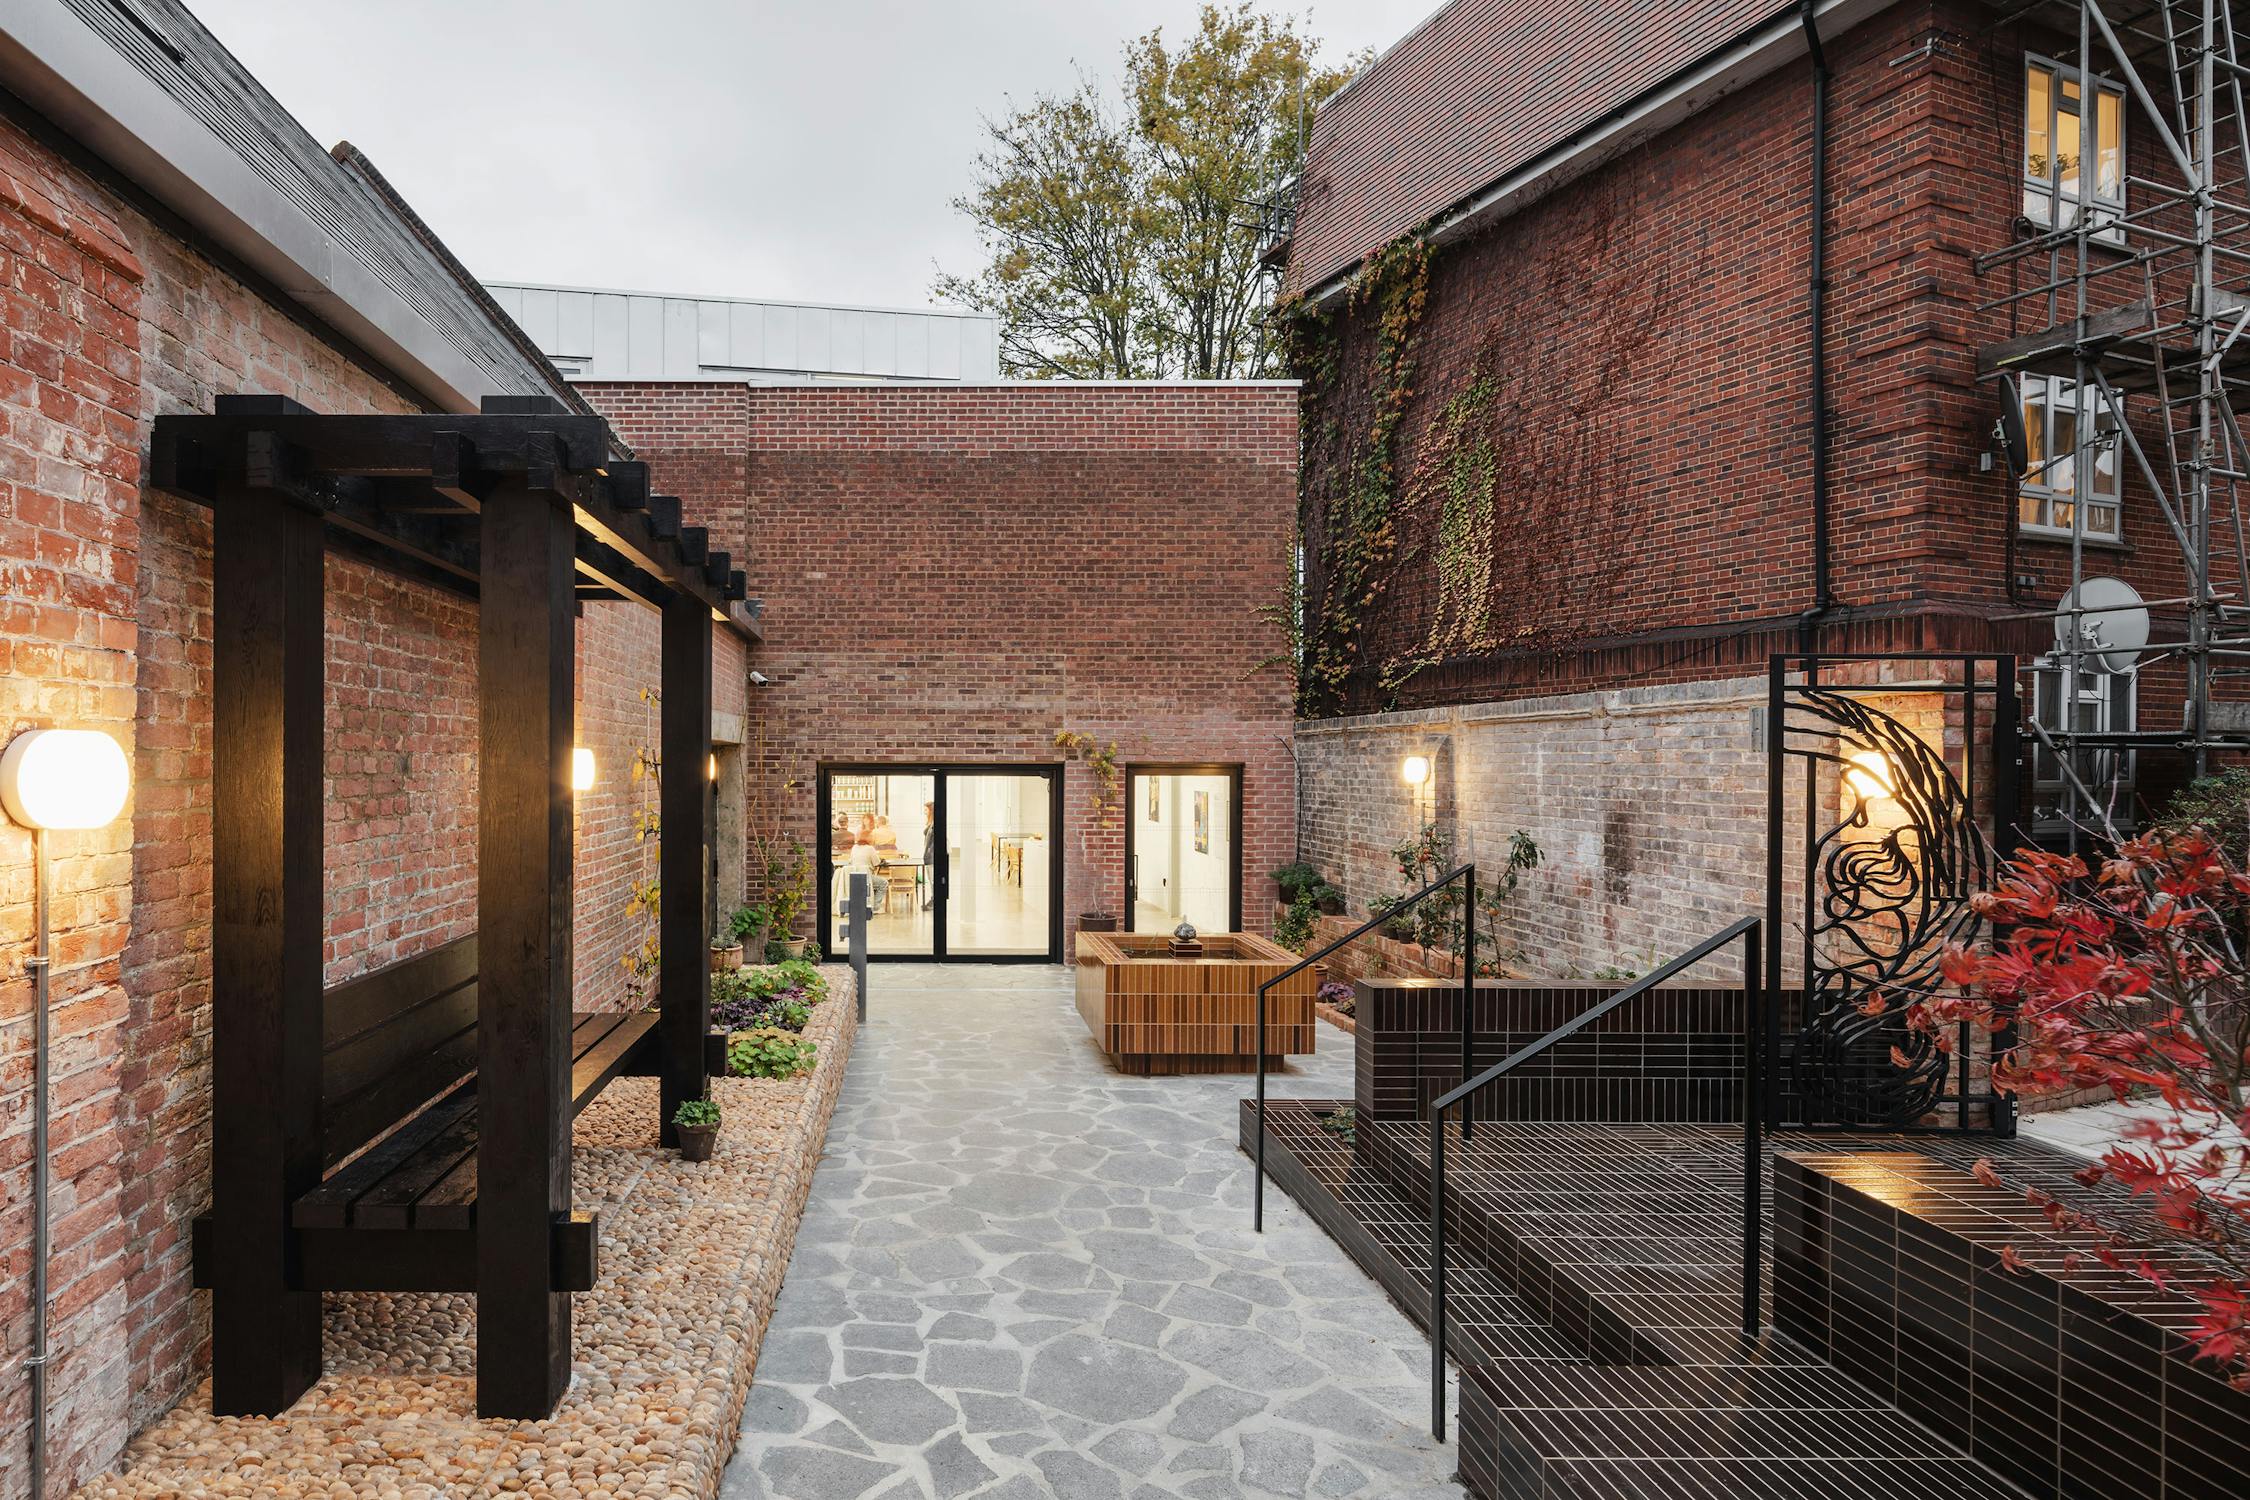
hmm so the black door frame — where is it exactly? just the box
[1123,763,1245,934]
[816,762,1065,963]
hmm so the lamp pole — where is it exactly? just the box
[26,825,51,1499]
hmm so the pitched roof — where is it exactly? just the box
[1286,0,1794,293]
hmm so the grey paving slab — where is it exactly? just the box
[722,962,1461,1499]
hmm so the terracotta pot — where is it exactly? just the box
[709,943,743,972]
[777,937,809,960]
[676,1123,720,1162]
[1079,912,1120,933]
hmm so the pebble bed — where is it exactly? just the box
[77,967,858,1500]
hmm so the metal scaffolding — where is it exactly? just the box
[1979,0,2250,842]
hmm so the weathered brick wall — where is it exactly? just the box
[0,111,667,1495]
[573,600,661,1012]
[1296,677,1776,980]
[587,382,1302,945]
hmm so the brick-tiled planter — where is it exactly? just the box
[1775,1150,2250,1500]
[1350,975,1753,1124]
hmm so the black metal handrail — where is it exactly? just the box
[1252,862,1477,1233]
[1424,914,1764,1441]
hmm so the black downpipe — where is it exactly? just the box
[1798,0,1834,651]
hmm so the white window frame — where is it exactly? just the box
[2029,654,2137,829]
[2024,53,2127,244]
[2017,371,2124,543]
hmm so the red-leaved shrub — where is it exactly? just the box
[1908,830,2250,1384]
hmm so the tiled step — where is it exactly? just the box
[1459,1357,2030,1500]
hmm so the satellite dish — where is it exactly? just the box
[2055,576,2149,674]
[1996,374,2030,479]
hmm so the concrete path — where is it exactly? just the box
[721,963,1462,1500]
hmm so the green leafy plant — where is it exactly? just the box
[1373,823,1543,976]
[729,901,772,945]
[1274,890,1320,954]
[1271,861,1323,900]
[619,686,663,1004]
[727,1028,818,1080]
[672,1097,721,1128]
[2161,768,2250,866]
[1317,1106,1357,1144]
[758,834,813,940]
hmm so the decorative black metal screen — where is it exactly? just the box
[1764,654,2019,1133]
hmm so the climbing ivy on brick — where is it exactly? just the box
[1284,231,1431,717]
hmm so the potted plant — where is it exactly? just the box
[1311,880,1346,915]
[760,836,813,959]
[1271,861,1322,904]
[673,1097,721,1162]
[709,936,744,972]
[1056,729,1124,931]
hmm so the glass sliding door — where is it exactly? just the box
[943,772,1056,957]
[818,765,1060,961]
[1125,766,1241,934]
[823,769,936,956]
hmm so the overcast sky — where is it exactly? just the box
[183,1,1436,312]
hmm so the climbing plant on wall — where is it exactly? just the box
[623,685,662,1005]
[1381,366,1501,696]
[1283,231,1431,718]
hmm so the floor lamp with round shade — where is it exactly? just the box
[3,728,131,1498]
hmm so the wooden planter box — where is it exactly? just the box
[1074,931,1316,1076]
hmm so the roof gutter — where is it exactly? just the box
[1296,0,1889,309]
[0,0,507,413]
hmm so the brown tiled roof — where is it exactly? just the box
[1287,0,1793,292]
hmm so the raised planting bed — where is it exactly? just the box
[1074,930,1315,1075]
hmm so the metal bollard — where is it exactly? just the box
[848,872,870,1021]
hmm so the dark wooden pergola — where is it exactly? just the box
[156,394,758,1419]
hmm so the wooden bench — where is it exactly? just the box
[194,934,657,1294]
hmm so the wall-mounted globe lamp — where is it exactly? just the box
[3,728,131,1500]
[571,747,597,793]
[1401,754,1432,787]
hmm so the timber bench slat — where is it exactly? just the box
[290,1006,657,1233]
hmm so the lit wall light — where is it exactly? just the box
[1844,749,1895,805]
[2,728,131,831]
[4,726,131,1500]
[1401,754,1432,788]
[707,753,718,782]
[571,747,597,793]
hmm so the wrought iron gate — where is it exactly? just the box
[1763,653,2019,1134]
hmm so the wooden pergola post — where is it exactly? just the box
[209,468,326,1416]
[475,479,577,1417]
[659,591,713,1142]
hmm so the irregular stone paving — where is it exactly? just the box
[722,963,1462,1500]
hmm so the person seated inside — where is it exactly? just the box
[869,812,898,852]
[847,832,887,911]
[830,812,855,857]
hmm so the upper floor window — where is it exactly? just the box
[2025,56,2125,237]
[2029,655,2136,837]
[2019,372,2122,541]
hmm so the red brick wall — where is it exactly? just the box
[0,112,666,1495]
[586,382,1302,947]
[1293,2,2222,791]
[572,600,660,1012]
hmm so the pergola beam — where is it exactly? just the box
[148,395,759,637]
